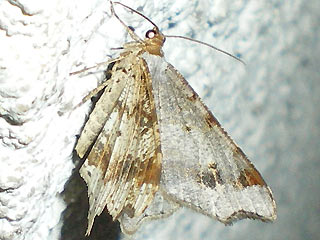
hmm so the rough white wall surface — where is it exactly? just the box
[0,0,319,240]
[0,0,111,239]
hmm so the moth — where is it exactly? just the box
[74,1,276,235]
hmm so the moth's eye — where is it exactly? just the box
[146,29,156,39]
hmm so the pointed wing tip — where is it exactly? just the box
[84,213,96,236]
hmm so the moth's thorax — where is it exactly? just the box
[144,29,165,56]
[121,28,165,57]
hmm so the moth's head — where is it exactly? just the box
[144,27,166,56]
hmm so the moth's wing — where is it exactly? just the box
[119,190,180,234]
[77,56,161,235]
[143,53,276,224]
[75,62,126,158]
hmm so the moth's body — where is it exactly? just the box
[75,3,276,235]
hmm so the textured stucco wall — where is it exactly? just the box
[0,0,319,240]
[0,0,114,239]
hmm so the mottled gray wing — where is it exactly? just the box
[76,56,162,235]
[143,53,276,224]
[119,190,180,234]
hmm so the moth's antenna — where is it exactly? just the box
[110,1,143,42]
[113,1,159,31]
[166,35,246,65]
[112,1,245,65]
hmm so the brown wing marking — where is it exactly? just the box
[78,57,161,235]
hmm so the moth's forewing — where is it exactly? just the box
[142,54,276,223]
[76,55,162,235]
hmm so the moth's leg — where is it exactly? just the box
[71,80,111,110]
[71,56,126,110]
[80,79,111,104]
[69,57,123,76]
